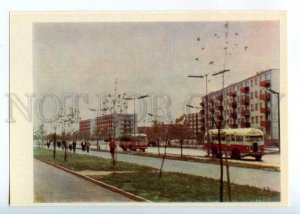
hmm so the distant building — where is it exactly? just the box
[186,113,203,138]
[79,113,136,139]
[79,119,91,140]
[199,68,279,145]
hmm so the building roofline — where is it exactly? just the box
[205,68,279,97]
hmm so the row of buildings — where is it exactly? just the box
[79,113,136,140]
[79,69,280,145]
[186,68,280,145]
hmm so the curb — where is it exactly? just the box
[34,156,150,202]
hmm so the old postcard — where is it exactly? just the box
[9,12,287,206]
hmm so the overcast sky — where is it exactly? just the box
[33,21,279,131]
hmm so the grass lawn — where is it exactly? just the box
[34,147,153,172]
[34,147,280,202]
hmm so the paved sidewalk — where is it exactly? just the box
[34,159,134,203]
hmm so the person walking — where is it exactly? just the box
[109,138,117,165]
[72,141,76,153]
[86,141,90,153]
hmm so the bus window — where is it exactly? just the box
[236,136,243,142]
[221,134,226,141]
[225,135,231,142]
[246,136,263,142]
[231,135,235,141]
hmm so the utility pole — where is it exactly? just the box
[213,68,230,202]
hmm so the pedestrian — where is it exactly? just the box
[72,141,76,153]
[46,140,50,148]
[86,141,90,153]
[109,138,117,165]
[62,140,67,151]
[68,144,72,152]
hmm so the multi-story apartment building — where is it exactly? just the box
[186,113,204,139]
[79,113,136,139]
[79,119,92,139]
[199,69,279,145]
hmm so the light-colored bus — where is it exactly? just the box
[204,128,264,160]
[119,133,148,152]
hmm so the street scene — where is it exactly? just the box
[33,18,282,203]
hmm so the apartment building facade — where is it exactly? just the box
[79,113,136,139]
[199,69,279,145]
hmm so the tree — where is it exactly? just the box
[34,125,47,147]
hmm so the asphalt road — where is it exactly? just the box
[73,149,281,192]
[34,159,134,203]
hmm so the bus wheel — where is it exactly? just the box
[212,147,218,158]
[255,155,262,161]
[231,149,241,160]
[140,148,145,152]
[122,146,127,151]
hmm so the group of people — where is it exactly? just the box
[45,138,117,164]
[81,140,91,153]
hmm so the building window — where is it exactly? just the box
[256,116,259,123]
[251,117,254,123]
[255,91,258,98]
[250,92,253,99]
[260,115,264,121]
[255,103,258,111]
[245,81,249,86]
[255,77,258,85]
[251,104,254,111]
[251,79,253,87]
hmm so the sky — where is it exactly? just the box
[33,21,279,131]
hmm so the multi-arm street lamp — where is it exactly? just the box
[124,95,149,142]
[188,74,211,153]
[265,88,280,153]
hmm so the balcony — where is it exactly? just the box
[215,105,223,111]
[240,97,250,106]
[228,91,237,97]
[216,115,224,121]
[216,95,223,102]
[241,110,250,117]
[229,112,237,119]
[260,107,270,114]
[208,98,214,104]
[200,118,205,123]
[208,116,213,121]
[260,120,271,127]
[229,123,238,128]
[241,122,251,128]
[200,109,205,115]
[260,93,271,101]
[209,107,214,113]
[240,86,250,94]
[260,80,271,88]
[200,126,205,131]
[230,101,237,109]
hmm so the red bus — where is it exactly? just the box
[119,133,148,152]
[204,128,264,160]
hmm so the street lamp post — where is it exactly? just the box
[265,88,280,153]
[188,75,210,154]
[89,108,100,150]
